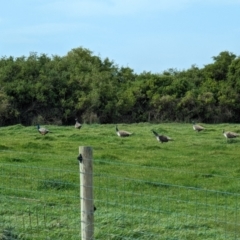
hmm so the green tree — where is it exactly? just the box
[203,51,236,81]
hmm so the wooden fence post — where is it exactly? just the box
[79,146,94,240]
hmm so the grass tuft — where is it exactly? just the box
[0,144,10,150]
[0,227,24,240]
[37,179,75,191]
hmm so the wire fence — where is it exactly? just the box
[1,148,240,239]
[0,163,80,239]
[93,167,240,239]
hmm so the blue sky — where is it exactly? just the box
[1,0,240,73]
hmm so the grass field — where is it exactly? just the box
[1,122,240,239]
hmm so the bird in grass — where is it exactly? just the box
[152,130,173,143]
[116,125,132,137]
[223,130,239,140]
[192,121,205,132]
[37,125,49,135]
[75,118,82,129]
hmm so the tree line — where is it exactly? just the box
[0,47,239,126]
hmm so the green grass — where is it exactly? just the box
[1,123,240,239]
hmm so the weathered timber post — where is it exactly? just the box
[79,146,94,240]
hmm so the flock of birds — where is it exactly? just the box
[37,118,82,135]
[115,121,239,143]
[35,119,239,214]
[36,119,239,143]
[192,121,240,142]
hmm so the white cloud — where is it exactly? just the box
[1,22,84,41]
[39,0,240,18]
[40,0,193,17]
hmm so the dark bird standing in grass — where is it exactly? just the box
[75,118,82,129]
[152,130,173,143]
[192,121,205,132]
[116,125,132,137]
[223,130,239,141]
[37,125,49,135]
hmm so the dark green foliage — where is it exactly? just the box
[0,48,240,125]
